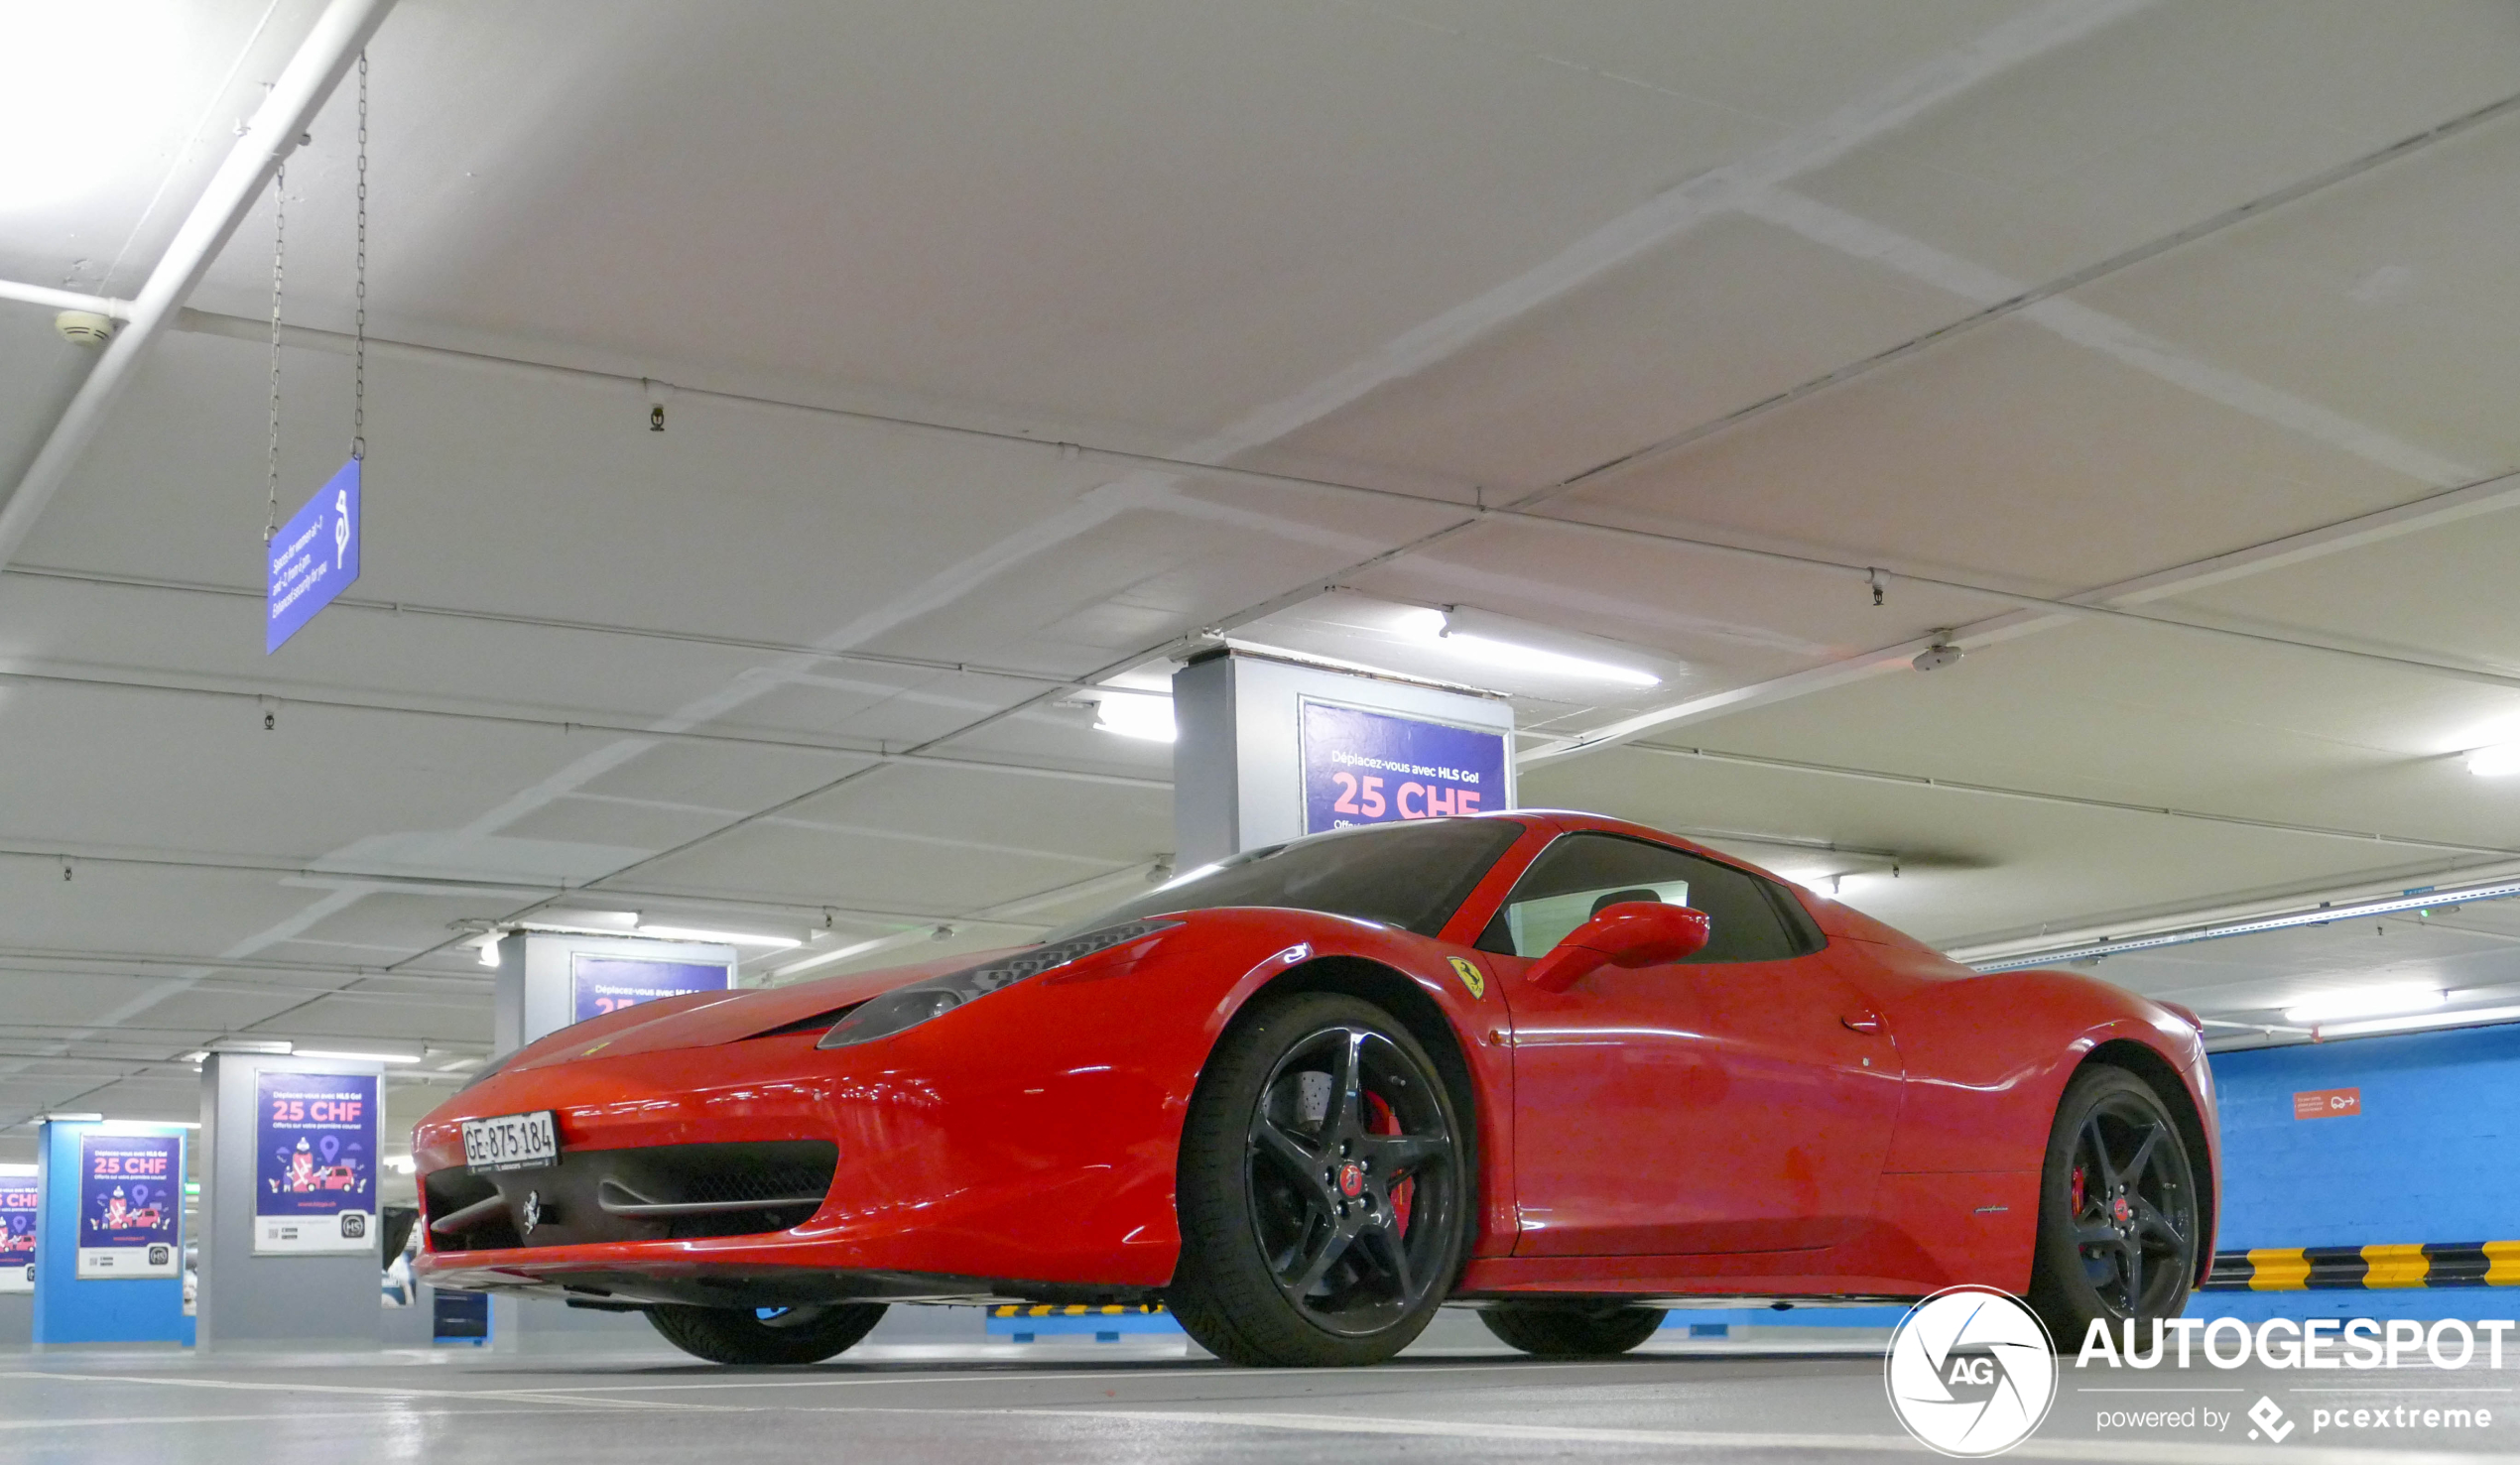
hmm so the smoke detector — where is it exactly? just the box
[1912,636,1965,672]
[56,310,115,347]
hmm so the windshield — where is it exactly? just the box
[1040,817,1528,943]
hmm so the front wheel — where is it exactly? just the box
[646,1301,887,1365]
[1480,1300,1667,1357]
[2026,1066,2200,1349]
[1168,992,1470,1367]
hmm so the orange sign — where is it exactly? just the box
[2295,1087,2361,1120]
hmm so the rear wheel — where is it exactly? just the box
[1168,993,1469,1367]
[646,1301,887,1365]
[1479,1300,1667,1357]
[2026,1066,2200,1349]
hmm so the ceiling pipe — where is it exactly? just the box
[0,0,397,569]
[0,281,131,319]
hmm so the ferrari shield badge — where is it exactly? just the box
[1447,956,1487,1000]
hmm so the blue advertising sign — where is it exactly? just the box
[75,1131,182,1279]
[254,1070,378,1254]
[0,1180,35,1293]
[266,456,361,652]
[1300,699,1509,835]
[570,954,731,1025]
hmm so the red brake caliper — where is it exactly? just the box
[2071,1164,2087,1217]
[1367,1092,1413,1236]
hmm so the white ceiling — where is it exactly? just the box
[7,0,2520,1172]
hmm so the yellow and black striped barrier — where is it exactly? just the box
[988,1303,1169,1317]
[2204,1244,2520,1291]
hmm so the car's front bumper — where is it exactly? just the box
[411,1027,1186,1303]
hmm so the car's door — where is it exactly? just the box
[1486,834,1905,1256]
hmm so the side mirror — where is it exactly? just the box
[1525,902,1712,993]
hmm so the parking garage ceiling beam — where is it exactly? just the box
[0,0,398,568]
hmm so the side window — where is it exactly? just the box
[1474,833,1809,964]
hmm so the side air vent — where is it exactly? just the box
[746,1003,864,1040]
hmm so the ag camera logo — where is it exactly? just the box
[1886,1286,2059,1456]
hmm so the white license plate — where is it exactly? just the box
[461,1111,559,1172]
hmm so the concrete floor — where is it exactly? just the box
[4,1315,2513,1463]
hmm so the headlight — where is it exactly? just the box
[818,918,1180,1049]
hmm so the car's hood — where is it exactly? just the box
[503,943,1028,1071]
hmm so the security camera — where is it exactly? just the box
[1912,639,1965,672]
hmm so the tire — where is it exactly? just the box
[1479,1301,1668,1357]
[646,1301,887,1365]
[2026,1065,2201,1350]
[1167,992,1470,1367]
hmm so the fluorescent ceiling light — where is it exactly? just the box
[0,1162,33,1176]
[204,1038,293,1055]
[292,1047,421,1065]
[2467,745,2520,778]
[1397,609,1658,687]
[1775,866,1875,894]
[2283,986,2446,1025]
[1972,876,2520,972]
[553,910,640,930]
[381,1155,418,1174]
[38,1112,102,1123]
[770,927,942,980]
[476,935,503,966]
[2315,1002,2520,1039]
[636,923,802,949]
[1092,692,1177,742]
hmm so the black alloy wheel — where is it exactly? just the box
[1169,992,1468,1366]
[1479,1300,1668,1357]
[646,1300,888,1365]
[2027,1065,2200,1347]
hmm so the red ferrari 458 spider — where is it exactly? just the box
[413,811,2216,1366]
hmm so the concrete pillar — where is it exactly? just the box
[1171,648,1516,867]
[196,1054,386,1351]
[481,929,735,1354]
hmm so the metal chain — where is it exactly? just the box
[351,51,367,461]
[265,161,285,544]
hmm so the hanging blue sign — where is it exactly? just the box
[0,1180,35,1293]
[266,456,361,652]
[75,1131,182,1279]
[1300,699,1509,835]
[253,1070,379,1254]
[571,954,732,1025]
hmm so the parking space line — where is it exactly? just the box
[0,1371,736,1411]
[504,1358,1739,1393]
[0,1409,606,1430]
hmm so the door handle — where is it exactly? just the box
[1841,1013,1884,1035]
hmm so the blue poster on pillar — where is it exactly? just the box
[0,1180,35,1292]
[253,1070,378,1254]
[1300,699,1509,834]
[266,456,361,652]
[75,1132,182,1279]
[571,954,731,1024]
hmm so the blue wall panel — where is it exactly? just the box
[2207,1024,2520,1252]
[32,1122,192,1347]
